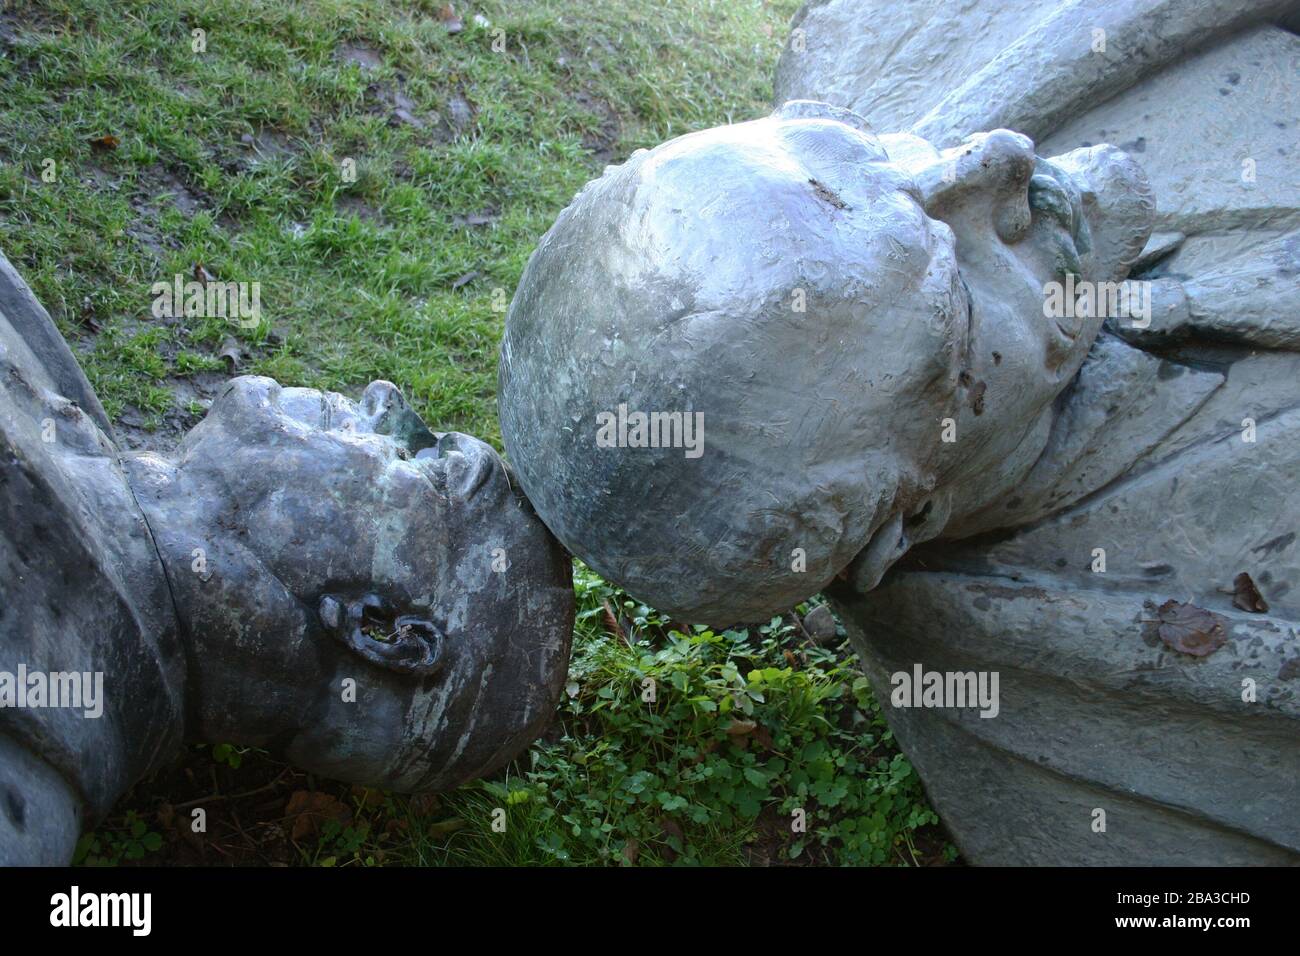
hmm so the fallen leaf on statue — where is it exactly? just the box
[1155,600,1228,657]
[1232,572,1269,613]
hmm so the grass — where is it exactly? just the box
[0,0,789,443]
[2,0,952,865]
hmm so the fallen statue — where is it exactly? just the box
[0,251,573,865]
[498,0,1299,863]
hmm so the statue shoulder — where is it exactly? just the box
[777,0,1294,149]
[0,279,186,822]
[0,251,111,435]
[921,346,1300,622]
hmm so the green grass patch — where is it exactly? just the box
[0,0,799,443]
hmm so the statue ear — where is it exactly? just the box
[847,489,953,594]
[318,593,444,676]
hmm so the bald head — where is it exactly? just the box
[499,103,967,623]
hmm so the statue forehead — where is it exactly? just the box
[635,106,890,183]
[206,376,439,454]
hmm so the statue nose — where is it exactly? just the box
[360,379,405,418]
[915,129,1037,218]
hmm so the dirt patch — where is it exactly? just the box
[334,194,381,223]
[451,207,497,228]
[367,77,434,131]
[361,75,475,142]
[124,221,169,262]
[239,127,294,165]
[139,164,208,217]
[99,745,445,866]
[572,90,621,165]
[80,162,121,193]
[109,749,320,866]
[445,89,475,137]
[335,41,384,72]
[116,166,212,264]
[114,363,247,452]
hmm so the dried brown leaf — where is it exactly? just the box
[621,839,639,865]
[437,3,463,33]
[657,816,683,862]
[426,817,467,838]
[601,599,626,643]
[285,790,350,841]
[1232,572,1269,613]
[1156,600,1228,657]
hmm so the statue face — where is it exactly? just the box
[498,102,1150,624]
[882,129,1151,507]
[129,376,572,792]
